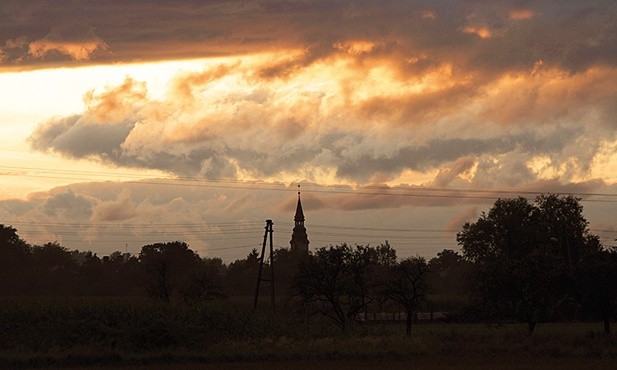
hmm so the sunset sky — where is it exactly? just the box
[1,1,617,261]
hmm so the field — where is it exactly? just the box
[1,298,617,369]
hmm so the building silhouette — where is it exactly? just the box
[290,189,309,255]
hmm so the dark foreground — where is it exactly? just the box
[2,298,617,369]
[58,358,617,370]
[14,324,617,370]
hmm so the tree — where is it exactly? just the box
[31,242,79,296]
[380,256,430,336]
[428,249,473,298]
[178,257,226,304]
[77,251,103,295]
[577,248,617,334]
[458,197,538,263]
[139,241,201,301]
[457,195,599,334]
[292,243,394,331]
[535,194,601,270]
[0,225,31,295]
[225,249,260,296]
[293,244,352,330]
[101,252,142,296]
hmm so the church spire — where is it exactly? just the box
[290,185,309,255]
[294,187,305,223]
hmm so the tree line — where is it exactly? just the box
[1,194,616,336]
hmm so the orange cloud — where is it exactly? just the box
[83,78,147,123]
[421,10,436,20]
[27,48,617,189]
[333,40,376,55]
[509,9,534,21]
[461,26,492,39]
[28,36,108,61]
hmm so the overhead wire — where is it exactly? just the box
[3,164,617,258]
[3,165,617,202]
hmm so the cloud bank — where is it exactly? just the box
[29,55,617,190]
[5,1,615,190]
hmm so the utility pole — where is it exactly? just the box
[254,219,275,311]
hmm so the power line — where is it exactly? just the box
[3,165,617,202]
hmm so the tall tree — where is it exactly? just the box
[457,195,599,334]
[535,194,601,270]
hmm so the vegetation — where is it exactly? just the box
[457,195,606,334]
[380,256,430,336]
[293,243,397,332]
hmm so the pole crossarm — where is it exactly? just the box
[254,219,275,311]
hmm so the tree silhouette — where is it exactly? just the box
[0,225,31,295]
[380,256,430,336]
[139,241,201,301]
[577,248,617,333]
[293,243,396,331]
[31,242,79,296]
[178,257,226,304]
[458,195,600,334]
[428,249,472,298]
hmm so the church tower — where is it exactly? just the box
[290,187,309,255]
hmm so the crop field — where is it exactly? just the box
[1,298,617,369]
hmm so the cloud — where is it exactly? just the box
[43,188,94,219]
[461,26,492,39]
[433,157,477,187]
[5,0,617,260]
[445,207,478,232]
[27,51,617,189]
[29,38,107,61]
[30,114,135,159]
[509,9,534,21]
[91,189,137,222]
[0,177,615,260]
[13,1,617,200]
[0,199,36,217]
[0,1,614,75]
[29,78,145,160]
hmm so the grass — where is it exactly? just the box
[1,297,616,368]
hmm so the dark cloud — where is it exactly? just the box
[331,130,575,183]
[30,115,134,159]
[0,1,615,75]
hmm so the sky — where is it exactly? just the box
[1,0,617,262]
